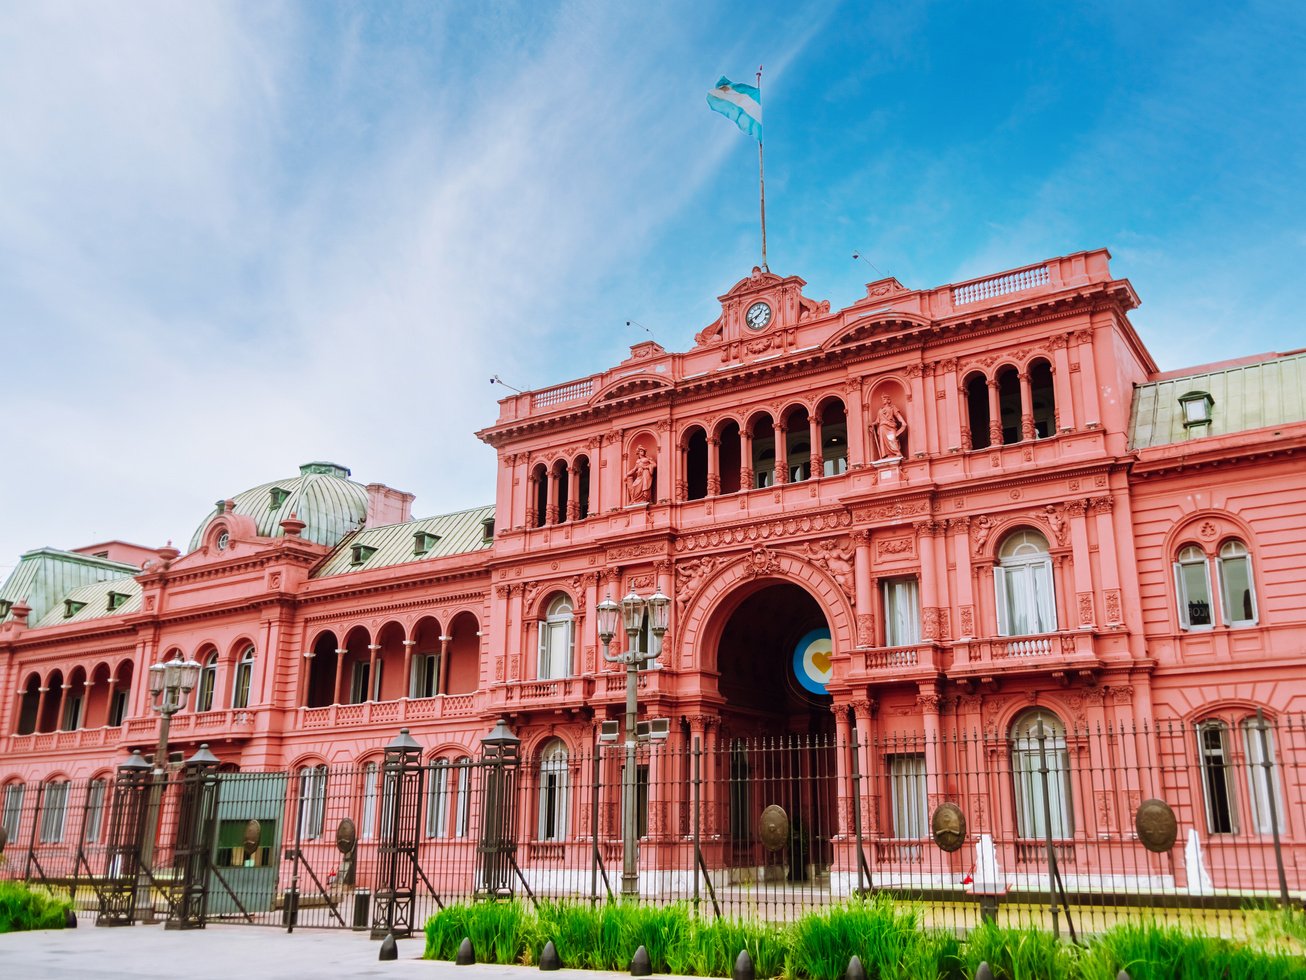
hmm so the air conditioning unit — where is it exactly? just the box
[599,720,620,742]
[637,717,671,741]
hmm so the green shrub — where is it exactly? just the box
[1078,920,1306,980]
[787,895,960,980]
[0,881,73,933]
[961,923,1077,980]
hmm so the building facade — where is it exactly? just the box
[3,249,1305,899]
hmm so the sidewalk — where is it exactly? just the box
[0,920,632,980]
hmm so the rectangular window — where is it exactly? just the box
[888,754,928,839]
[454,762,471,838]
[427,763,450,838]
[622,763,650,838]
[995,562,1057,637]
[1218,554,1257,626]
[1176,558,1214,629]
[1243,720,1284,835]
[108,689,128,727]
[538,620,572,680]
[882,578,920,646]
[1198,724,1236,834]
[410,653,439,698]
[361,764,378,840]
[232,658,253,710]
[84,780,107,844]
[298,767,327,839]
[349,662,371,704]
[39,782,70,843]
[61,693,83,731]
[1012,746,1073,839]
[196,666,216,712]
[1,783,24,839]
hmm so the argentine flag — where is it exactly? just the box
[707,76,762,142]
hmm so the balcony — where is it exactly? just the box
[951,631,1103,683]
[121,706,264,742]
[855,643,940,684]
[298,694,483,729]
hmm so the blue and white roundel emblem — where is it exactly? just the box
[793,628,833,696]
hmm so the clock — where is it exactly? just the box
[745,301,773,330]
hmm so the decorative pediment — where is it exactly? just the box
[593,375,674,404]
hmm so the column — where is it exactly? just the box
[808,414,822,479]
[958,372,972,451]
[333,648,347,704]
[1066,499,1095,628]
[1075,329,1102,428]
[906,364,927,457]
[950,519,976,640]
[1051,335,1076,432]
[773,421,788,485]
[706,437,721,496]
[916,521,940,641]
[588,445,601,517]
[844,379,868,466]
[299,652,312,706]
[854,530,873,647]
[34,684,48,733]
[546,468,560,524]
[525,471,539,528]
[986,380,1002,446]
[367,644,380,701]
[1018,371,1034,441]
[676,444,689,502]
[832,705,852,837]
[917,689,943,804]
[402,640,416,697]
[1092,497,1123,627]
[851,700,876,837]
[567,465,581,521]
[740,428,754,491]
[438,636,452,694]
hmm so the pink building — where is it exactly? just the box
[3,249,1304,911]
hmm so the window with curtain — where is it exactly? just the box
[882,577,920,646]
[232,646,254,709]
[39,781,71,843]
[1218,540,1258,626]
[84,779,107,843]
[1010,711,1073,839]
[454,757,471,838]
[196,653,218,712]
[1,783,25,839]
[995,530,1057,636]
[889,754,927,839]
[538,595,574,680]
[410,652,440,698]
[297,765,328,839]
[537,740,569,841]
[361,762,378,840]
[427,759,450,838]
[1242,718,1284,835]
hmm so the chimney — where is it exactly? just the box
[365,484,415,527]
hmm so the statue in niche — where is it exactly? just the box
[626,446,656,505]
[1045,505,1069,546]
[872,395,908,459]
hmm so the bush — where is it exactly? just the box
[0,881,73,933]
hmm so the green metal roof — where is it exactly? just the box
[0,549,140,625]
[189,462,369,552]
[1129,350,1306,450]
[31,576,142,628]
[312,505,494,578]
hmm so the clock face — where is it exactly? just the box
[745,301,773,330]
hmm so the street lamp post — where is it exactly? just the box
[596,589,669,899]
[137,655,201,921]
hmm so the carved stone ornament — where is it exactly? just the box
[1135,798,1178,853]
[242,819,262,854]
[335,816,358,855]
[758,804,790,852]
[931,802,967,853]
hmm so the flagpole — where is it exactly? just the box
[756,64,768,272]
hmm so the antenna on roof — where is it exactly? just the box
[628,320,658,345]
[852,249,887,278]
[489,375,523,394]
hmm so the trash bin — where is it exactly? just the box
[352,889,371,930]
[281,887,299,927]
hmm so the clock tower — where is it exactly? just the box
[692,266,831,353]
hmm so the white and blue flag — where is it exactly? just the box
[707,76,763,142]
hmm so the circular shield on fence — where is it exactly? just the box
[1135,798,1178,853]
[336,817,358,855]
[931,802,967,852]
[242,819,262,853]
[759,804,790,852]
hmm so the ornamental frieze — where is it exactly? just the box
[850,499,930,523]
[673,509,852,552]
[605,542,664,561]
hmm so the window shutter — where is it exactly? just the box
[1035,560,1057,632]
[1174,563,1190,628]
[538,621,550,679]
[994,566,1010,636]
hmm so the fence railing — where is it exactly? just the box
[2,715,1304,935]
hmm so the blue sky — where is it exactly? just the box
[1,1,1303,567]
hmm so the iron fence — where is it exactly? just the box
[2,714,1305,936]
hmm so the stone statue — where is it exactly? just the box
[626,446,656,505]
[1045,505,1068,546]
[872,395,908,459]
[971,515,993,555]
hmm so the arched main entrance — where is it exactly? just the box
[712,580,837,882]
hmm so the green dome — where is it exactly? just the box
[189,462,368,552]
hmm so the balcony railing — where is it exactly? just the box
[298,694,483,729]
[952,631,1101,677]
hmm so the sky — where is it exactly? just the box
[1,0,1303,569]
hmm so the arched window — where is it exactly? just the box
[232,646,255,709]
[995,530,1057,636]
[1196,713,1285,837]
[1218,540,1258,626]
[965,373,992,450]
[537,740,569,841]
[195,653,218,712]
[39,779,71,843]
[427,759,450,838]
[996,367,1022,444]
[1010,710,1072,839]
[538,595,574,680]
[454,756,472,838]
[1175,545,1214,629]
[297,765,328,839]
[1029,359,1056,438]
[1242,716,1284,835]
[819,399,848,476]
[684,427,708,500]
